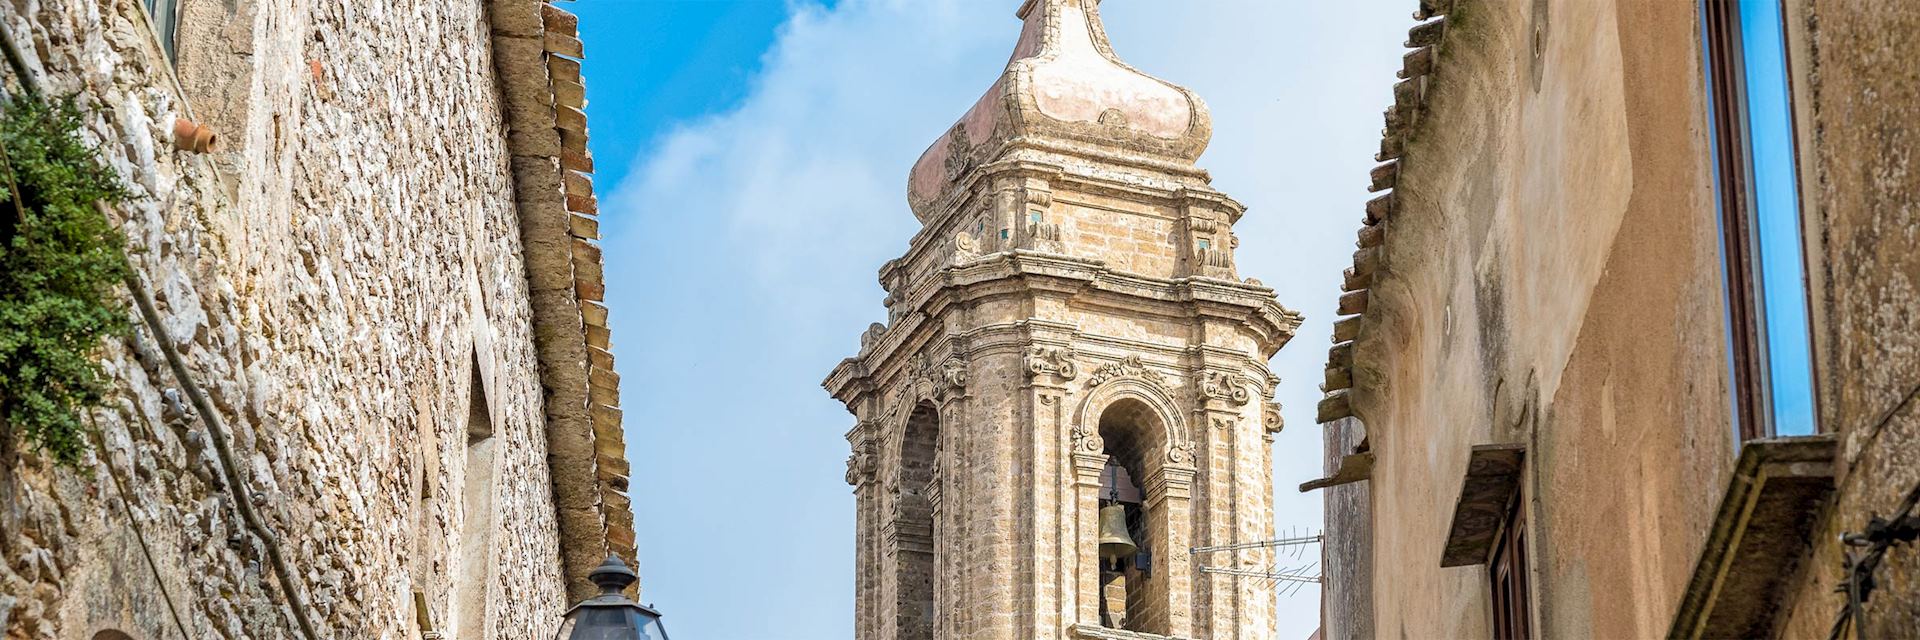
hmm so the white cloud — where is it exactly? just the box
[602,1,1411,638]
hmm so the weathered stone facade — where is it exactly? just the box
[1312,0,1920,638]
[826,2,1300,639]
[0,0,631,637]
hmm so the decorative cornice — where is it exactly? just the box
[1070,623,1194,640]
[898,158,1217,277]
[827,252,1299,403]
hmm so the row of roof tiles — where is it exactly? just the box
[1317,1,1456,430]
[535,1,636,562]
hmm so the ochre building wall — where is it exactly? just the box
[1325,0,1734,636]
[1321,0,1920,638]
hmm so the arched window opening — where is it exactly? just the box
[93,631,137,640]
[1096,398,1170,635]
[894,402,941,640]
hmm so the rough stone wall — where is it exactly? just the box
[1320,0,1734,637]
[1773,0,1920,636]
[0,0,590,637]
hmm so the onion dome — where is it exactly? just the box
[906,0,1214,221]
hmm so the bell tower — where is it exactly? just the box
[824,1,1301,639]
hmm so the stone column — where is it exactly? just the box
[936,395,967,640]
[1149,465,1198,637]
[1023,387,1067,638]
[848,421,880,640]
[1071,448,1111,628]
[1197,409,1244,637]
[1024,342,1076,639]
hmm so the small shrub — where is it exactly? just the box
[0,96,131,465]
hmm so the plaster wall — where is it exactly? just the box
[1342,0,1733,637]
[0,0,574,637]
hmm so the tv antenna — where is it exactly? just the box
[1191,527,1325,597]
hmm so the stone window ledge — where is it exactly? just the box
[1668,435,1838,639]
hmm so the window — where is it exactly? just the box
[142,0,180,60]
[1489,495,1531,640]
[1702,0,1817,439]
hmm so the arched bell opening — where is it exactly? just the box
[893,401,941,640]
[1095,397,1171,635]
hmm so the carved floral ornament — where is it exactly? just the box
[860,322,886,351]
[942,124,975,184]
[898,352,970,403]
[1167,440,1197,466]
[952,231,981,265]
[1071,423,1104,454]
[1086,355,1167,387]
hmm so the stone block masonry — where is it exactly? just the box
[828,2,1301,639]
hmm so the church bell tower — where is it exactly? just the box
[824,1,1301,638]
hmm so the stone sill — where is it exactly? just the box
[1668,434,1838,639]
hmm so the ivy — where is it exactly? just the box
[0,96,131,465]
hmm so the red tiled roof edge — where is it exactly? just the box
[485,0,634,600]
[1317,0,1457,427]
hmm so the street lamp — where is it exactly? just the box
[554,555,671,640]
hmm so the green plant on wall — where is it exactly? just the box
[0,96,131,465]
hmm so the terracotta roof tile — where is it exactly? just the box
[1316,1,1462,434]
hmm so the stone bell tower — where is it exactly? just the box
[823,1,1301,639]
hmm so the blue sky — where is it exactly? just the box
[575,1,1410,637]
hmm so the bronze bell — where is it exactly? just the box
[1097,503,1138,562]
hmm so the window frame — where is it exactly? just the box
[1489,493,1532,640]
[141,0,181,61]
[1700,0,1821,441]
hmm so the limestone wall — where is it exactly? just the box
[0,0,593,637]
